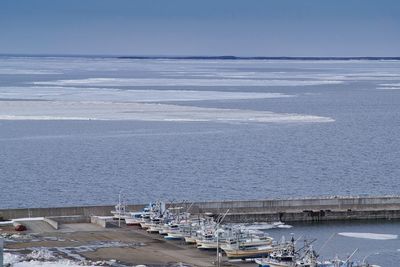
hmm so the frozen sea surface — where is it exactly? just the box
[0,57,400,208]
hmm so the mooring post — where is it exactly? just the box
[0,237,4,267]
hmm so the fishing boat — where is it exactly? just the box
[184,235,197,244]
[125,212,145,226]
[147,225,163,233]
[125,204,152,226]
[197,238,222,249]
[224,244,277,259]
[196,231,217,249]
[220,234,273,251]
[138,201,168,229]
[111,193,130,220]
[255,240,372,267]
[165,231,185,240]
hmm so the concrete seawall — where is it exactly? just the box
[192,196,400,222]
[1,196,400,223]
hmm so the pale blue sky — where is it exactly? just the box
[0,0,399,56]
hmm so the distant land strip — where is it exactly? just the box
[1,54,400,61]
[117,56,400,61]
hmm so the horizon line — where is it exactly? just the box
[1,53,400,60]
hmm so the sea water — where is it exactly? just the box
[0,57,400,207]
[1,56,400,266]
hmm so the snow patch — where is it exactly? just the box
[4,252,22,265]
[13,217,45,222]
[12,260,98,267]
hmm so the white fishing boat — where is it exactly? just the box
[140,217,162,229]
[165,231,185,240]
[111,193,130,220]
[138,201,167,229]
[196,231,217,249]
[158,222,180,234]
[147,221,163,233]
[139,221,152,229]
[224,244,276,259]
[197,238,221,249]
[125,212,145,226]
[255,246,296,267]
[255,239,371,267]
[184,235,197,244]
[220,235,273,251]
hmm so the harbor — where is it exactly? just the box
[2,0,400,265]
[1,196,399,266]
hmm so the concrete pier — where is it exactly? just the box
[192,195,400,222]
[1,196,400,223]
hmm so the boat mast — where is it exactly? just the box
[118,190,122,228]
[0,237,3,267]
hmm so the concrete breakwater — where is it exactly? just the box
[1,196,400,223]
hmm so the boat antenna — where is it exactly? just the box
[317,233,336,255]
[161,199,174,217]
[185,202,194,213]
[118,190,123,228]
[214,210,228,267]
[343,248,359,264]
[295,238,317,254]
[216,209,230,226]
[293,234,303,244]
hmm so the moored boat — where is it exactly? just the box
[165,231,185,240]
[125,212,145,226]
[224,245,276,259]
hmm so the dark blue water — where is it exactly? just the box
[1,57,400,266]
[0,57,399,207]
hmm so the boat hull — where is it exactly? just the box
[125,218,142,226]
[196,241,220,250]
[224,247,274,259]
[184,236,197,244]
[255,260,292,267]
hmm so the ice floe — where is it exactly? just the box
[0,101,334,123]
[0,68,61,75]
[376,87,400,90]
[377,83,400,90]
[229,222,293,231]
[34,77,344,87]
[379,83,400,87]
[0,86,293,102]
[338,232,398,240]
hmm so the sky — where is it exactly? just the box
[0,0,399,57]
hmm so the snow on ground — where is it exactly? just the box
[13,217,45,222]
[4,251,108,267]
[11,260,98,267]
